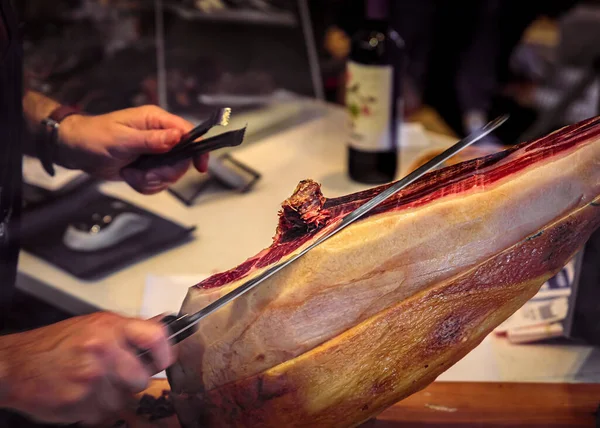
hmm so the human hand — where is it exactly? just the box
[57,105,209,194]
[0,312,174,425]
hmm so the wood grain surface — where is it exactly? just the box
[106,380,600,427]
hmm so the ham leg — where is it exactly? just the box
[167,116,600,427]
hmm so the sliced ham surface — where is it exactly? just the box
[168,116,600,401]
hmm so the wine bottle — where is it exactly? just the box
[346,0,405,184]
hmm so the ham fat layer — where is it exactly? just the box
[171,117,600,394]
[171,199,600,428]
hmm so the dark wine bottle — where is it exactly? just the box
[346,0,405,184]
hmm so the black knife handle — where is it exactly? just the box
[135,313,198,367]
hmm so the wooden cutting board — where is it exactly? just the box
[103,380,600,427]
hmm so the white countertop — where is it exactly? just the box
[16,101,600,384]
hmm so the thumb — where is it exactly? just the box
[126,128,183,154]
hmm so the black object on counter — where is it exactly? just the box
[20,187,195,280]
[346,0,405,185]
[168,153,261,206]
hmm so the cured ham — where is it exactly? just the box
[167,116,600,427]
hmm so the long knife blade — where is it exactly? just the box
[163,115,509,344]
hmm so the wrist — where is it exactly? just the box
[56,114,85,170]
[39,105,83,174]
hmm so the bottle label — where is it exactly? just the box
[346,60,394,152]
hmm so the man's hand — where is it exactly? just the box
[56,105,209,194]
[0,312,174,425]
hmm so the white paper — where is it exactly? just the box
[494,259,576,336]
[535,258,575,298]
[507,323,564,344]
[140,274,209,378]
[496,297,569,334]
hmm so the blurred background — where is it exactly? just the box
[16,0,600,142]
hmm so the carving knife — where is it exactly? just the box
[137,115,509,362]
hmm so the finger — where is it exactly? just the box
[124,127,184,154]
[121,159,190,194]
[142,160,191,184]
[87,330,151,395]
[141,106,195,133]
[121,168,170,195]
[92,377,134,422]
[109,349,151,393]
[123,319,175,373]
[96,377,122,412]
[193,153,210,173]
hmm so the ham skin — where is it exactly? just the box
[167,116,600,428]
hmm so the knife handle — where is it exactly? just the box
[135,313,198,367]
